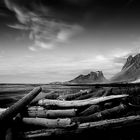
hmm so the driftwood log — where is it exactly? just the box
[28,106,45,111]
[79,105,101,116]
[23,115,140,138]
[76,89,106,100]
[5,128,13,140]
[58,89,92,100]
[42,91,60,99]
[25,109,77,118]
[79,115,140,129]
[74,92,95,100]
[22,117,76,128]
[72,104,127,123]
[31,91,55,104]
[79,100,121,116]
[38,94,128,108]
[0,87,42,122]
[0,108,7,114]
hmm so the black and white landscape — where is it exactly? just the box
[1,0,140,140]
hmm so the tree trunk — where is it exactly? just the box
[27,106,45,111]
[38,94,128,108]
[31,91,55,104]
[23,115,140,139]
[25,109,77,118]
[79,115,140,129]
[58,89,92,100]
[0,108,7,114]
[72,104,127,123]
[0,87,42,122]
[79,105,101,116]
[5,128,13,140]
[22,117,76,128]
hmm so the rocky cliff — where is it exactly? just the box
[111,54,140,82]
[69,71,107,83]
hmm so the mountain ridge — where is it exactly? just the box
[111,53,140,82]
[69,71,108,83]
[49,53,140,84]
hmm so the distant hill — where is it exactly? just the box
[111,54,140,82]
[68,71,108,83]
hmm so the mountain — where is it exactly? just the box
[69,71,107,83]
[111,54,140,82]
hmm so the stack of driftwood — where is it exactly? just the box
[1,86,140,140]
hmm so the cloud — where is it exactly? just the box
[8,24,29,30]
[5,0,84,51]
[28,41,55,51]
[0,48,133,82]
[5,0,140,52]
[35,41,54,49]
[111,47,140,65]
[0,52,120,80]
[28,46,37,52]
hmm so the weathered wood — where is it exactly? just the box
[79,105,101,116]
[79,115,140,129]
[22,117,76,128]
[23,115,140,138]
[72,104,127,123]
[0,108,7,114]
[43,91,60,99]
[25,109,77,118]
[76,89,106,100]
[38,94,128,108]
[28,106,45,111]
[74,92,94,100]
[0,87,42,122]
[31,91,55,103]
[104,102,113,109]
[23,129,68,138]
[58,89,92,100]
[5,128,13,140]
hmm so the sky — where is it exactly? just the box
[1,0,140,83]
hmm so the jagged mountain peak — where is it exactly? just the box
[122,54,140,70]
[111,53,140,82]
[69,71,107,83]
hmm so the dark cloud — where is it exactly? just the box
[5,0,140,23]
[0,0,14,16]
[4,0,140,50]
[5,0,140,32]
